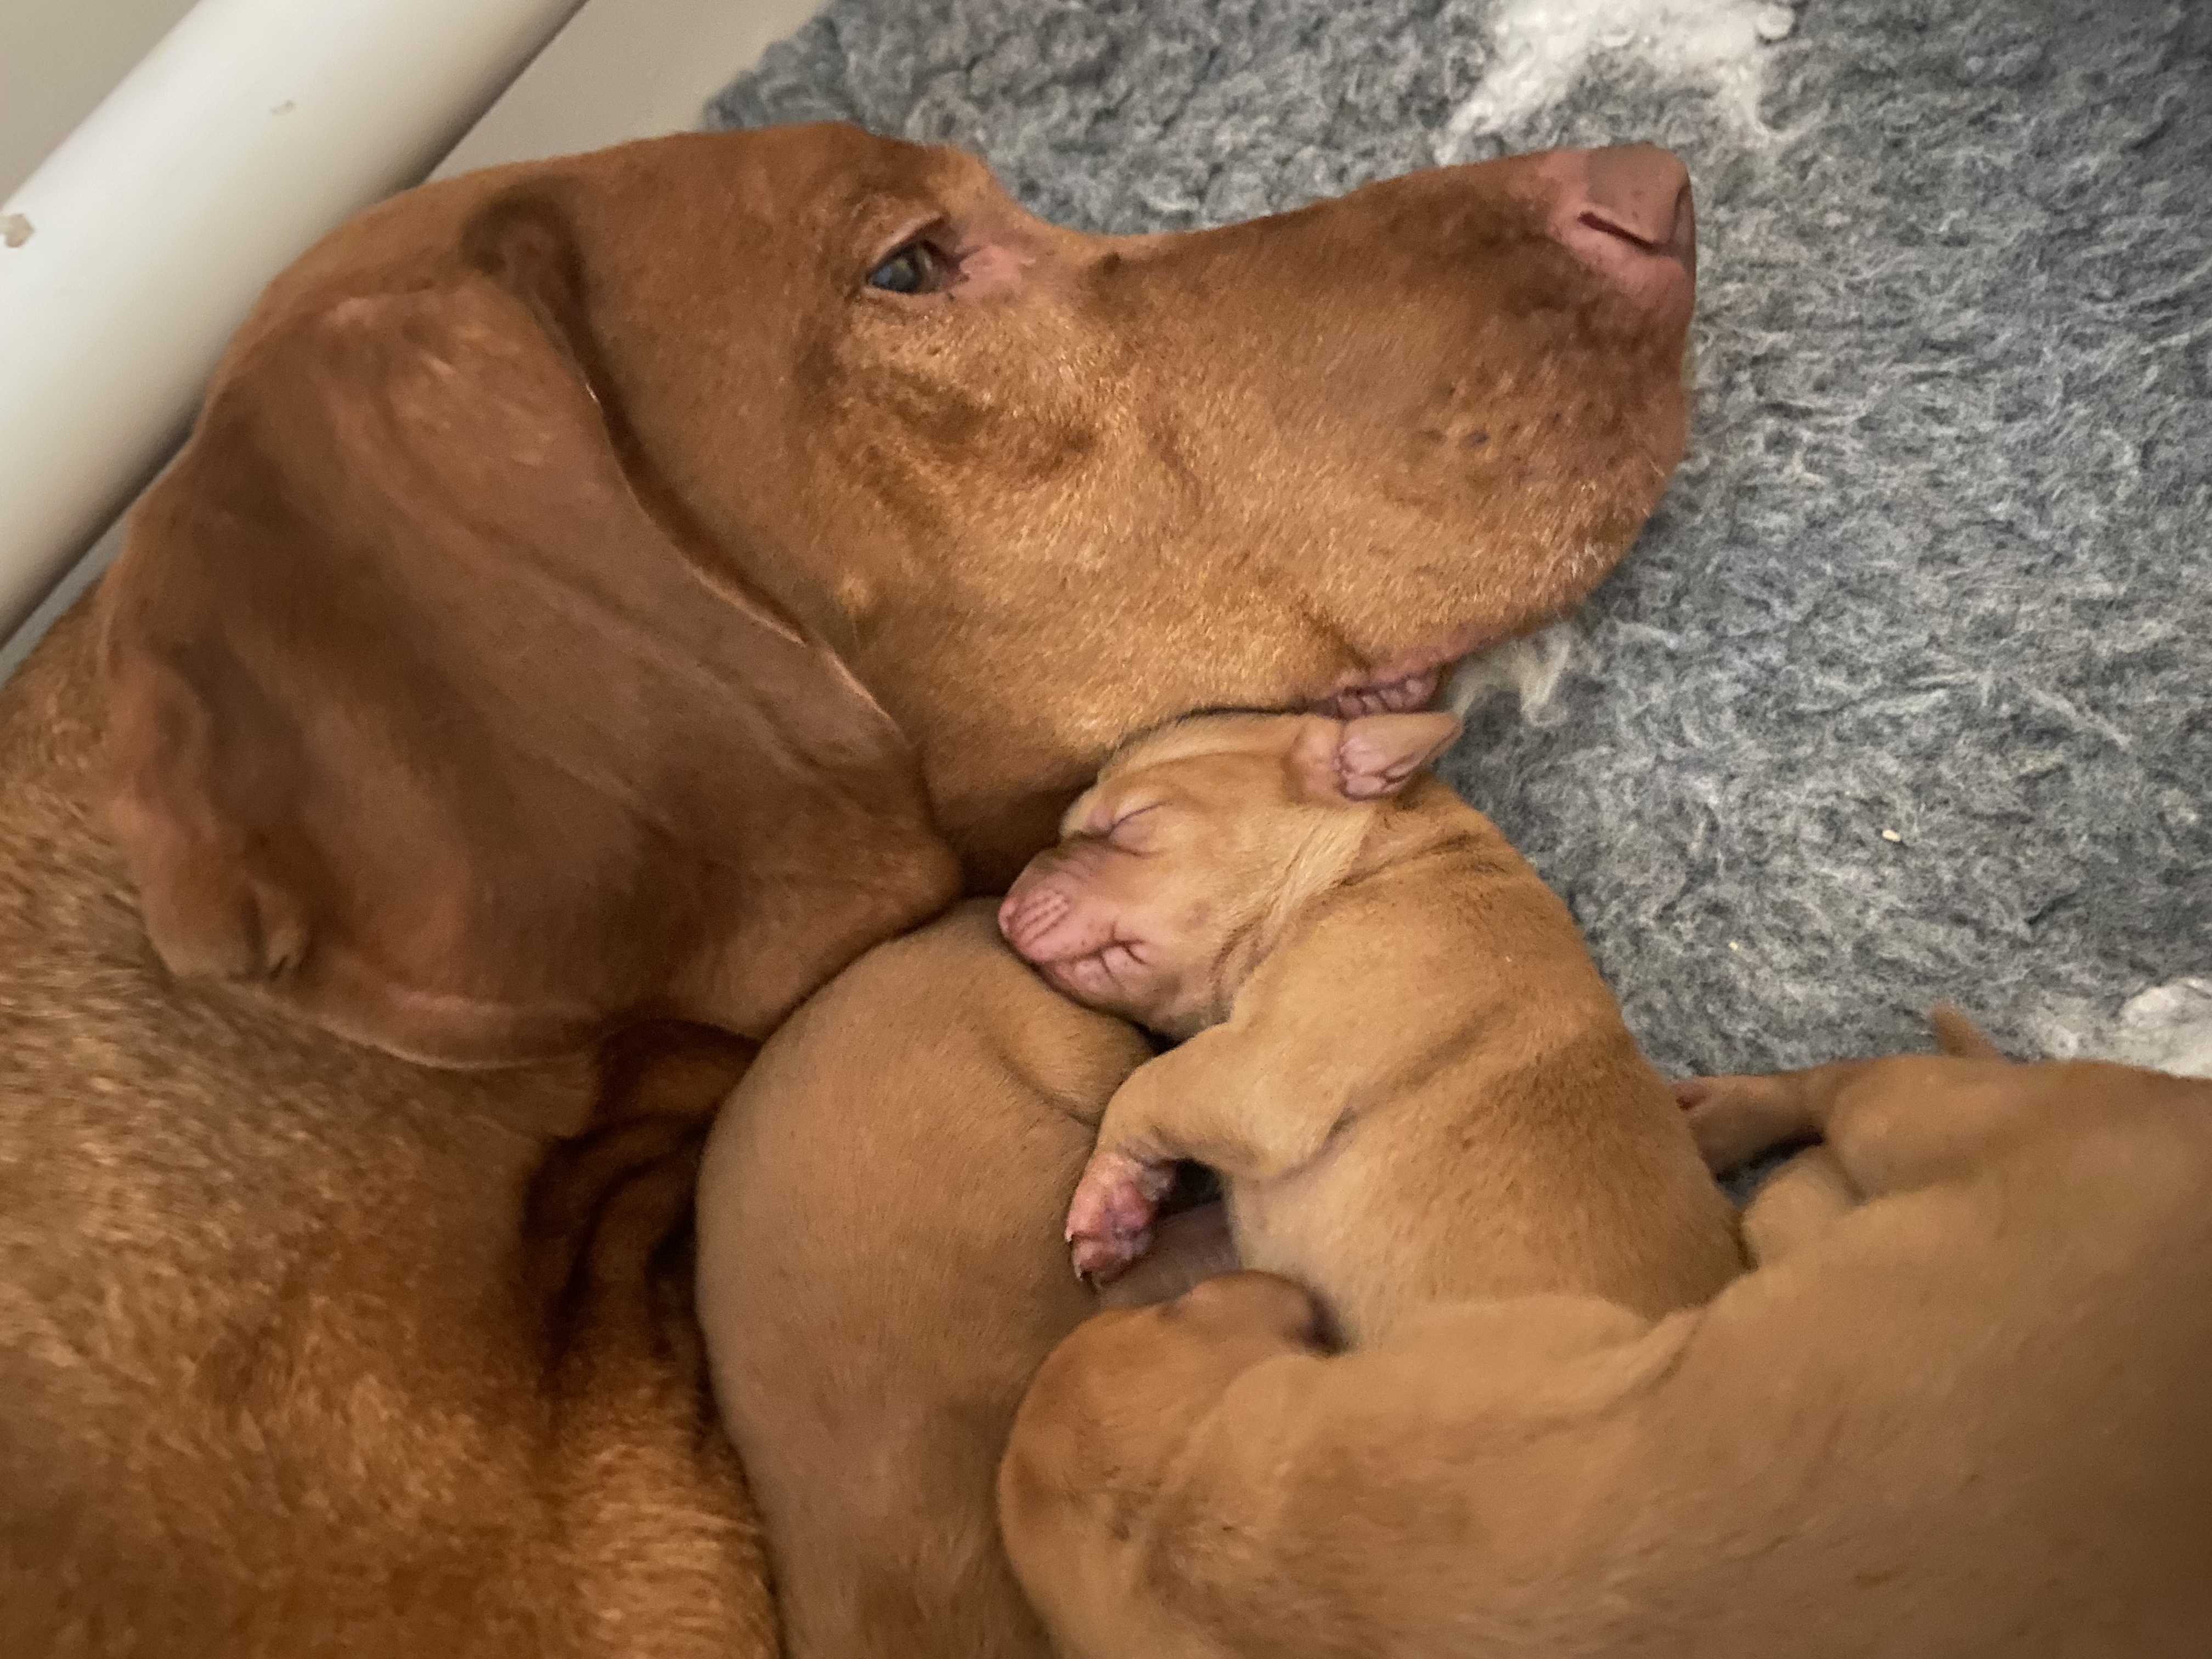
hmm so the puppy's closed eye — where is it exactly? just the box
[1084,799,1165,847]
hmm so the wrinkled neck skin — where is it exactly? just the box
[1151,786,1464,1042]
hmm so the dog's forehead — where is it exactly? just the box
[803,133,1000,215]
[610,125,1010,253]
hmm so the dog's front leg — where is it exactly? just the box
[1064,1029,1344,1284]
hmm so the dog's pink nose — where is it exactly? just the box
[1578,145,1695,267]
[1534,144,1696,310]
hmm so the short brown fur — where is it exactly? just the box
[695,903,1234,1658]
[1003,712,1742,1344]
[1,123,1692,1652]
[1002,1028,2212,1659]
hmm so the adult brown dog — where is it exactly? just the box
[999,709,1740,1344]
[1000,1024,2212,1659]
[0,123,1695,1655]
[696,901,1234,1659]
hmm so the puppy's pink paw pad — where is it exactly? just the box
[1065,1150,1176,1286]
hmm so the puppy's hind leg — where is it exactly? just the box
[1675,1064,1860,1175]
[1737,1145,1860,1267]
[1928,1000,2006,1059]
[1685,1006,2032,1211]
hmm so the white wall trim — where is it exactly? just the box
[0,0,591,645]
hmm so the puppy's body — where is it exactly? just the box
[696,904,1233,1659]
[1002,713,1740,1344]
[1002,1044,2212,1659]
[1202,800,1740,1338]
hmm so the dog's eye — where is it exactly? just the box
[1104,802,1165,845]
[866,241,947,295]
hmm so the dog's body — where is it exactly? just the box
[1001,1034,2212,1659]
[0,125,1696,1651]
[695,902,1233,1659]
[0,611,778,1658]
[1001,712,1740,1344]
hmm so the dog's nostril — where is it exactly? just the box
[1578,208,1657,251]
[1535,141,1698,295]
[1575,191,1695,272]
[1578,143,1692,252]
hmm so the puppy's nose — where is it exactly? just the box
[999,881,1060,957]
[1535,143,1696,300]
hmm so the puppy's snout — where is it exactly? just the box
[998,876,1070,959]
[1534,143,1697,305]
[1000,838,1117,965]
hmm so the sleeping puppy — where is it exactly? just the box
[998,710,1740,1345]
[998,1019,2212,1659]
[694,901,1234,1659]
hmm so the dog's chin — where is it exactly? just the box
[1305,662,1449,720]
[1302,629,1494,720]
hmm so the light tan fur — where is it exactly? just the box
[695,903,1234,1659]
[1002,712,1742,1345]
[1001,1027,2212,1659]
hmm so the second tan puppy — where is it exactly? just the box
[999,710,1740,1343]
[695,902,1234,1659]
[1000,1025,2212,1659]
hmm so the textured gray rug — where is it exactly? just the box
[709,0,2211,1081]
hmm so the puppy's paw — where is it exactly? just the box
[1066,1150,1177,1285]
[1096,1200,1240,1310]
[1676,1074,1809,1173]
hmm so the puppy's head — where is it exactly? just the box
[998,1272,1326,1602]
[998,709,1460,1035]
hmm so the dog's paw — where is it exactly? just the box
[1675,1074,1804,1173]
[1066,1150,1177,1285]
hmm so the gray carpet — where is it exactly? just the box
[708,0,2212,1081]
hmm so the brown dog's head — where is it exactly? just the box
[598,128,1695,872]
[100,124,1689,1063]
[997,710,1461,1036]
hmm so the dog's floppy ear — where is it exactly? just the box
[99,193,960,1065]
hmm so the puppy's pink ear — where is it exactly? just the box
[1292,711,1463,804]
